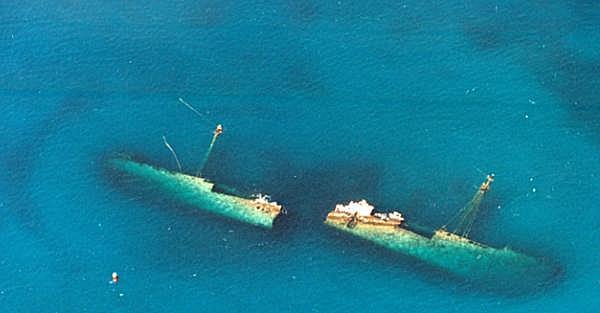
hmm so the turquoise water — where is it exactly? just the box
[1,1,599,312]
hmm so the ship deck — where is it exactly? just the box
[326,212,402,228]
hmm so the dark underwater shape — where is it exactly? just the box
[325,176,560,292]
[1,97,91,232]
[109,156,283,228]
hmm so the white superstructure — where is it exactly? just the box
[332,199,405,225]
[334,199,375,216]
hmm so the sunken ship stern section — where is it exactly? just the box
[324,176,557,288]
[110,157,283,228]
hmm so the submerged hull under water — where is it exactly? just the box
[110,157,282,228]
[325,219,558,292]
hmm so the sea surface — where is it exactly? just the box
[1,1,599,312]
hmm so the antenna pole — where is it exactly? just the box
[197,124,223,176]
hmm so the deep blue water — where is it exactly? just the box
[1,1,599,312]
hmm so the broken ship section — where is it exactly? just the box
[110,157,283,228]
[325,175,557,288]
[109,124,283,228]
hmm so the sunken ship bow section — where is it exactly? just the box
[110,157,283,228]
[325,175,558,289]
[108,124,284,229]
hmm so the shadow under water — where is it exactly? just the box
[459,3,600,146]
[0,95,92,233]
